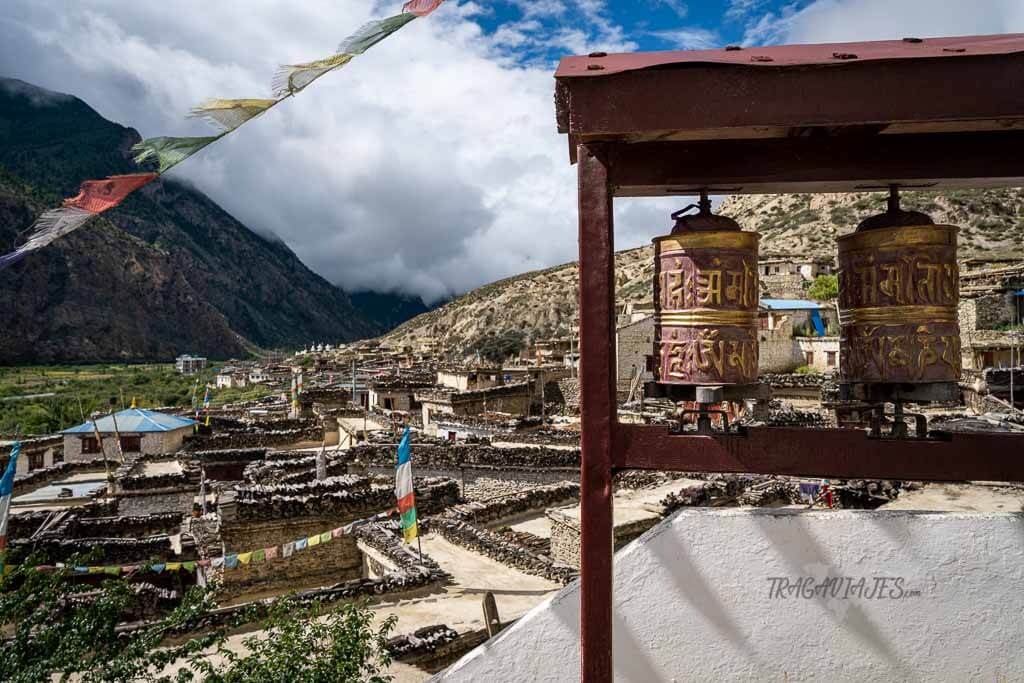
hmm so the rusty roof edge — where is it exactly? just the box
[554,33,1024,79]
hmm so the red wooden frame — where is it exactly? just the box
[567,35,1024,683]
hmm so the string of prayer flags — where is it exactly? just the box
[132,136,221,174]
[798,482,820,506]
[0,1,447,271]
[272,53,354,97]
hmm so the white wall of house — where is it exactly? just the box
[63,426,191,463]
[434,508,1024,682]
[797,337,841,372]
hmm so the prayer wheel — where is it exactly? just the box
[653,193,759,386]
[837,189,960,397]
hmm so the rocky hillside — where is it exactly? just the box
[385,189,1024,358]
[0,78,392,363]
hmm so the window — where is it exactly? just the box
[764,266,770,275]
[826,351,837,368]
[384,398,394,410]
[645,355,657,372]
[982,351,995,367]
[28,452,44,471]
[81,437,101,454]
[448,431,457,442]
[805,351,815,366]
[120,435,142,453]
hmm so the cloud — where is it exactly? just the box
[740,0,1024,46]
[0,1,657,304]
[650,27,720,50]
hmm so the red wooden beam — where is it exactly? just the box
[577,143,615,683]
[614,424,1024,481]
[557,51,1024,140]
[606,131,1024,196]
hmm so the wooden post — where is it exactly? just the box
[577,143,616,683]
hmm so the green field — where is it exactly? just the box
[0,364,273,435]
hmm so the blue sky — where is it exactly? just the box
[474,0,806,61]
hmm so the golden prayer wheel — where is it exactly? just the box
[837,190,960,400]
[653,193,759,386]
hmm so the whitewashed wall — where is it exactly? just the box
[434,508,1024,682]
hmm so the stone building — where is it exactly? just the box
[369,378,433,413]
[437,367,505,392]
[615,316,655,401]
[62,409,196,463]
[416,384,533,428]
[796,337,841,372]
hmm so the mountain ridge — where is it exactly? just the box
[0,78,416,362]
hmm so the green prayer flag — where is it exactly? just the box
[252,549,266,563]
[132,136,219,173]
[338,14,416,55]
[273,53,354,97]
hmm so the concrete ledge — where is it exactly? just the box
[434,508,1024,682]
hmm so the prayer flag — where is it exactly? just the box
[338,14,416,55]
[64,174,159,214]
[295,538,308,551]
[88,567,104,574]
[403,0,445,16]
[152,563,166,573]
[272,53,354,97]
[166,562,182,572]
[0,208,97,273]
[307,534,321,548]
[252,549,265,563]
[198,559,211,568]
[183,561,196,572]
[319,531,331,544]
[132,136,220,174]
[189,99,278,133]
[332,527,345,539]
[237,552,252,565]
[282,542,295,558]
[224,554,239,569]
[211,557,224,569]
[395,426,418,544]
[264,546,279,560]
[104,566,120,576]
[0,442,21,558]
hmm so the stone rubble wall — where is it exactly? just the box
[386,625,460,661]
[8,534,183,565]
[185,424,323,451]
[428,517,575,584]
[443,483,579,526]
[348,443,581,469]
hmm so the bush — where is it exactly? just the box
[807,275,839,302]
[0,556,396,683]
[795,365,820,375]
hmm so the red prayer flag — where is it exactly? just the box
[63,173,159,214]
[403,0,444,16]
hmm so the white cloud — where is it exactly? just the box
[0,0,662,304]
[741,0,1024,46]
[650,27,721,50]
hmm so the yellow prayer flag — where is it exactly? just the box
[402,522,418,544]
[237,552,253,565]
[307,534,321,548]
[165,562,182,572]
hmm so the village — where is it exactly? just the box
[1,248,1021,680]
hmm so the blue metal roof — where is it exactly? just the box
[63,408,196,434]
[760,298,826,310]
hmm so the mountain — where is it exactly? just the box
[0,78,390,363]
[349,291,433,332]
[384,190,1024,359]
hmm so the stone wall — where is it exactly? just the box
[116,489,197,517]
[546,508,662,571]
[558,378,580,413]
[444,483,580,526]
[430,518,574,584]
[616,316,655,398]
[761,272,806,299]
[347,443,581,469]
[219,515,364,599]
[758,319,799,373]
[961,292,1015,332]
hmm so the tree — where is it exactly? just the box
[807,274,839,302]
[0,557,396,683]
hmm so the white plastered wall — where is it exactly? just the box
[434,508,1024,682]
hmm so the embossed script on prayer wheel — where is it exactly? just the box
[837,224,960,386]
[653,198,759,386]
